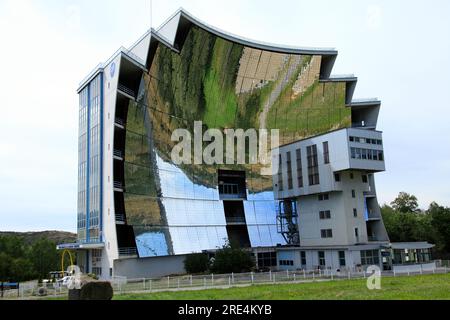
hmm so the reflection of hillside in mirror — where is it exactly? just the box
[121,25,351,257]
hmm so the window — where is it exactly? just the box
[92,249,102,258]
[92,267,102,276]
[334,173,340,182]
[355,228,359,241]
[352,190,356,198]
[319,210,331,219]
[318,193,329,201]
[296,149,303,188]
[307,145,320,185]
[353,208,358,217]
[279,260,294,266]
[350,136,382,146]
[339,251,346,267]
[110,268,113,277]
[258,252,277,267]
[350,172,354,179]
[362,174,368,183]
[278,154,283,191]
[318,251,326,266]
[287,151,293,190]
[361,250,380,265]
[323,141,329,164]
[350,147,384,162]
[321,229,333,238]
[300,251,306,265]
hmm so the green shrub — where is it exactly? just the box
[184,253,209,274]
[210,242,255,274]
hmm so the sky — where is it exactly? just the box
[0,0,449,232]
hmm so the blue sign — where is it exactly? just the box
[110,62,116,78]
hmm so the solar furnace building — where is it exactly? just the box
[59,8,420,279]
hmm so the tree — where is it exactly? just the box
[390,192,419,213]
[210,242,255,274]
[28,238,59,279]
[428,202,450,257]
[184,253,209,274]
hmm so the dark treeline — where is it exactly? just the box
[0,236,69,282]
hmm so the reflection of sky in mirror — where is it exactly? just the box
[136,232,169,257]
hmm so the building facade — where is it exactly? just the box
[59,8,433,279]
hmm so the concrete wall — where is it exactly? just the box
[113,255,187,279]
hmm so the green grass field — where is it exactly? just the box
[113,273,450,300]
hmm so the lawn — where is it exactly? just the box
[114,273,450,300]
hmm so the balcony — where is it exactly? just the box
[219,183,247,200]
[114,181,124,192]
[225,216,247,225]
[352,121,375,129]
[115,214,126,224]
[113,149,124,160]
[363,191,376,198]
[118,247,137,257]
[114,117,125,129]
[117,84,136,100]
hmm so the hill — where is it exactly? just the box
[0,230,76,245]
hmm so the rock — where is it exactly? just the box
[79,282,113,300]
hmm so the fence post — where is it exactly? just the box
[363,271,366,279]
[178,279,180,289]
[269,270,272,282]
[232,272,235,284]
[293,273,296,282]
[287,270,289,280]
[150,279,152,292]
[348,270,351,280]
[303,269,306,279]
[331,272,333,281]
[143,279,146,290]
[211,274,214,287]
[190,275,193,286]
[167,276,170,289]
[312,271,315,280]
[204,277,206,288]
[228,276,231,286]
[273,272,276,283]
[251,272,254,284]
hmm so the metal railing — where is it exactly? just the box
[118,84,136,99]
[115,214,126,223]
[114,118,125,127]
[118,247,138,256]
[114,181,124,190]
[113,149,123,159]
[111,263,450,295]
[2,261,449,299]
[225,216,247,224]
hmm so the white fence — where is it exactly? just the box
[2,261,449,299]
[111,264,450,295]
